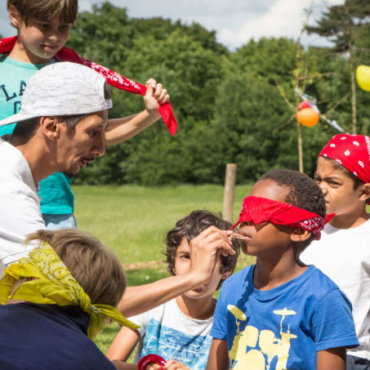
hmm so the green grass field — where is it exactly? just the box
[73,184,255,355]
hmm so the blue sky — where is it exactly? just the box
[0,0,343,49]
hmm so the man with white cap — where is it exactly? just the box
[0,61,236,319]
[0,62,114,265]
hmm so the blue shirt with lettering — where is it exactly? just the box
[211,265,359,370]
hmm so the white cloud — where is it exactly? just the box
[217,0,345,49]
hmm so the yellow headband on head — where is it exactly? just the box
[0,242,139,339]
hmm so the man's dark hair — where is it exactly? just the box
[11,114,86,140]
[320,156,364,190]
[164,210,240,290]
[257,169,326,256]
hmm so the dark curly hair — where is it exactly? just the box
[257,169,326,256]
[164,210,240,290]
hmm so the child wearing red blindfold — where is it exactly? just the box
[302,134,370,369]
[207,169,358,370]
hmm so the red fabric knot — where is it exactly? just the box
[137,354,166,370]
[231,196,334,240]
[0,36,177,136]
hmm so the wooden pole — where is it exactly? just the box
[223,164,237,223]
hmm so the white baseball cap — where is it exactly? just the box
[0,62,113,126]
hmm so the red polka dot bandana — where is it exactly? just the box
[319,134,370,185]
[231,196,334,240]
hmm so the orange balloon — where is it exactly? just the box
[296,107,320,127]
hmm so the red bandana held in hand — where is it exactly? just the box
[137,354,166,370]
[319,134,370,185]
[231,196,334,240]
[0,36,177,136]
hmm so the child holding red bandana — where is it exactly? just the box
[302,134,370,370]
[207,169,358,370]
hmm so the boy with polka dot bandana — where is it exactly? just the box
[302,134,370,370]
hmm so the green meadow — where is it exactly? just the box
[73,184,254,354]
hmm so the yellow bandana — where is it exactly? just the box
[0,242,139,339]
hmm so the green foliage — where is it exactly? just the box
[68,2,370,186]
[307,0,370,53]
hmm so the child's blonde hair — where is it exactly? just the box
[7,0,78,25]
[25,229,126,308]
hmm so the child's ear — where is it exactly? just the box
[290,228,311,243]
[40,116,59,141]
[8,5,21,28]
[359,183,370,203]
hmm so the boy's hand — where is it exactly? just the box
[189,226,235,285]
[144,78,170,117]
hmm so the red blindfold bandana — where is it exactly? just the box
[0,36,177,136]
[231,196,334,240]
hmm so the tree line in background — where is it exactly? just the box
[66,1,370,185]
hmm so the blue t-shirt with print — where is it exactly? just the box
[0,55,74,214]
[211,265,359,370]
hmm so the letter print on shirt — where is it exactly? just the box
[228,305,297,370]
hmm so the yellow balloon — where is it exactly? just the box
[356,65,370,91]
[296,107,320,127]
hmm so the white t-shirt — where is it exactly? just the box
[130,298,214,370]
[301,220,370,360]
[0,139,45,265]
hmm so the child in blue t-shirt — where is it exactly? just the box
[207,169,359,370]
[1,0,170,230]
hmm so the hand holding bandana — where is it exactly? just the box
[0,36,177,136]
[232,196,334,240]
[0,242,139,339]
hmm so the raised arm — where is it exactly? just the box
[104,79,169,146]
[117,227,235,317]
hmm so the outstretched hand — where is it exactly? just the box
[144,78,170,116]
[189,226,235,285]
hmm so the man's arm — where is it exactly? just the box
[117,226,235,317]
[317,348,346,370]
[104,79,169,146]
[206,339,229,370]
